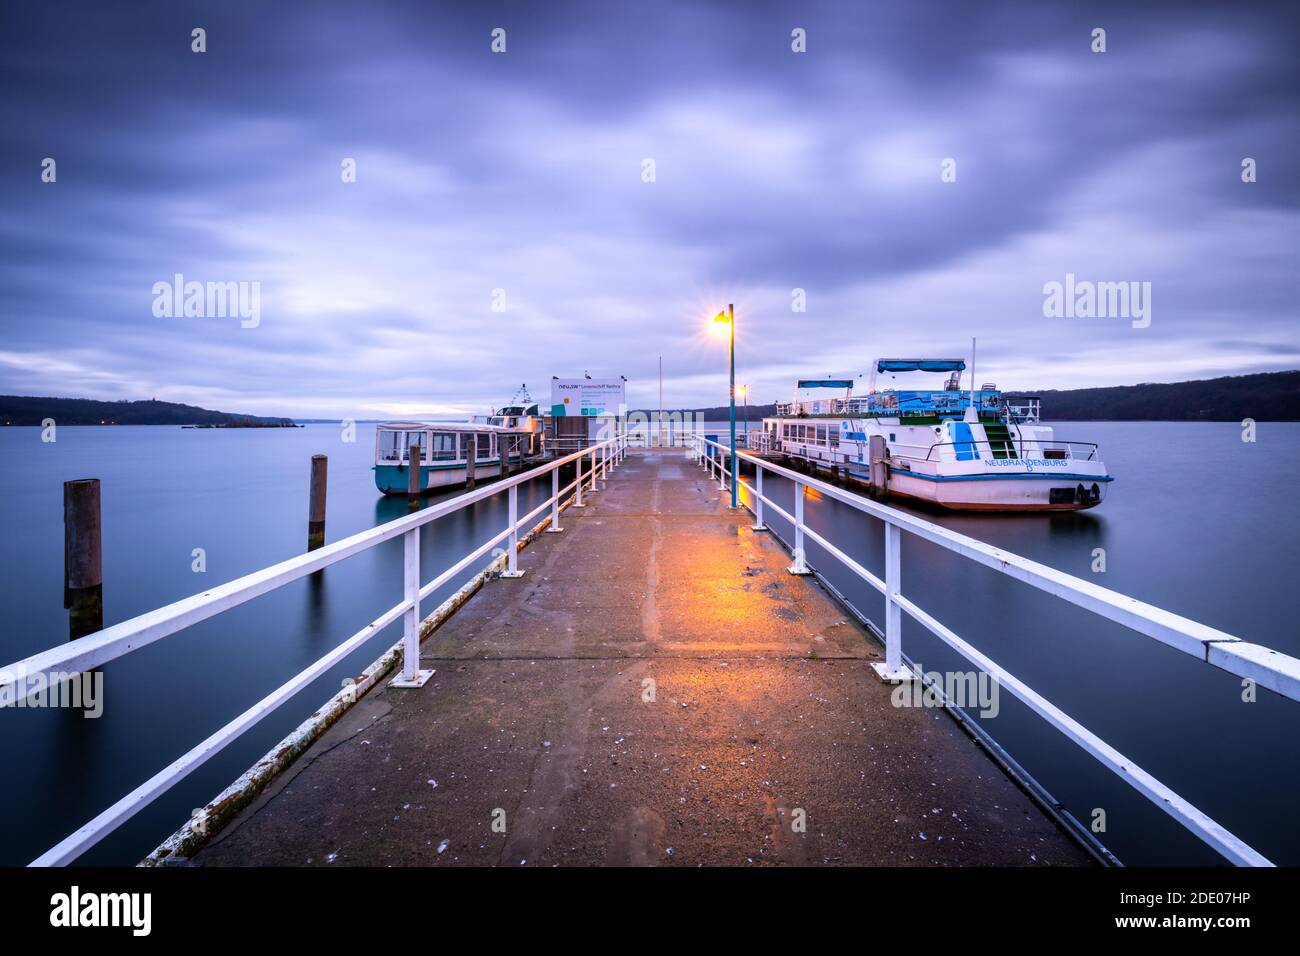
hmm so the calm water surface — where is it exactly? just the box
[1,422,1297,865]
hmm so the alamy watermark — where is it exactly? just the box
[1,664,104,718]
[152,273,260,328]
[1042,273,1151,328]
[890,663,1000,718]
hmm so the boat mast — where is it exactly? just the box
[964,337,979,423]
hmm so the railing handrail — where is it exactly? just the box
[691,434,1300,867]
[896,438,1101,463]
[3,434,628,866]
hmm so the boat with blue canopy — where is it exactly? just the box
[755,348,1112,512]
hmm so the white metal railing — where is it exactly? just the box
[622,426,756,449]
[885,438,1101,464]
[691,434,1300,867]
[1,435,628,866]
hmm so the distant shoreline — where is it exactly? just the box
[636,369,1300,423]
[0,395,294,428]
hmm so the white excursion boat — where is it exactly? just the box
[753,355,1113,512]
[372,421,533,495]
[373,386,548,496]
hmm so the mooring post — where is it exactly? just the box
[407,442,422,505]
[64,478,103,640]
[869,434,888,496]
[465,436,477,489]
[307,455,327,551]
[500,436,512,480]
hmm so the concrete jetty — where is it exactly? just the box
[188,449,1089,866]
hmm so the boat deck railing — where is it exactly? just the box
[1,435,627,866]
[1005,398,1042,424]
[692,433,1300,867]
[895,439,1102,464]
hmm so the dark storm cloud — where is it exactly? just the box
[0,0,1296,416]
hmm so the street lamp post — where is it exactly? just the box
[711,304,739,509]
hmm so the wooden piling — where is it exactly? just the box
[465,435,477,489]
[407,443,422,504]
[64,478,102,640]
[500,436,512,480]
[308,455,328,551]
[868,435,888,497]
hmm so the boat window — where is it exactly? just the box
[429,433,456,460]
[378,430,404,461]
[403,431,427,461]
[478,433,492,458]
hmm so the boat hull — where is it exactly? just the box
[373,458,520,495]
[863,466,1110,512]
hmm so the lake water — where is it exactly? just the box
[1,421,1297,866]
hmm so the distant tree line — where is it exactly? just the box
[635,370,1300,422]
[1005,370,1300,421]
[0,396,295,427]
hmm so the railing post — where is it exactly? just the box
[547,465,563,532]
[590,447,600,492]
[751,466,767,531]
[788,480,811,575]
[502,483,525,578]
[871,521,912,682]
[573,450,586,508]
[390,526,433,687]
[717,445,727,492]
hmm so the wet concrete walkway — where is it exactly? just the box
[192,449,1090,866]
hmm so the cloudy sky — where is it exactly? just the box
[2,0,1297,418]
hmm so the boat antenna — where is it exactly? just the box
[964,337,979,423]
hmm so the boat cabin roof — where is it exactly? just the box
[876,359,966,372]
[377,420,513,433]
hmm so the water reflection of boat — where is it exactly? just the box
[754,351,1113,512]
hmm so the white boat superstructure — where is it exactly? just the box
[753,358,1112,512]
[470,385,544,456]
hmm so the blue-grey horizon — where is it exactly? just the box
[2,0,1297,419]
